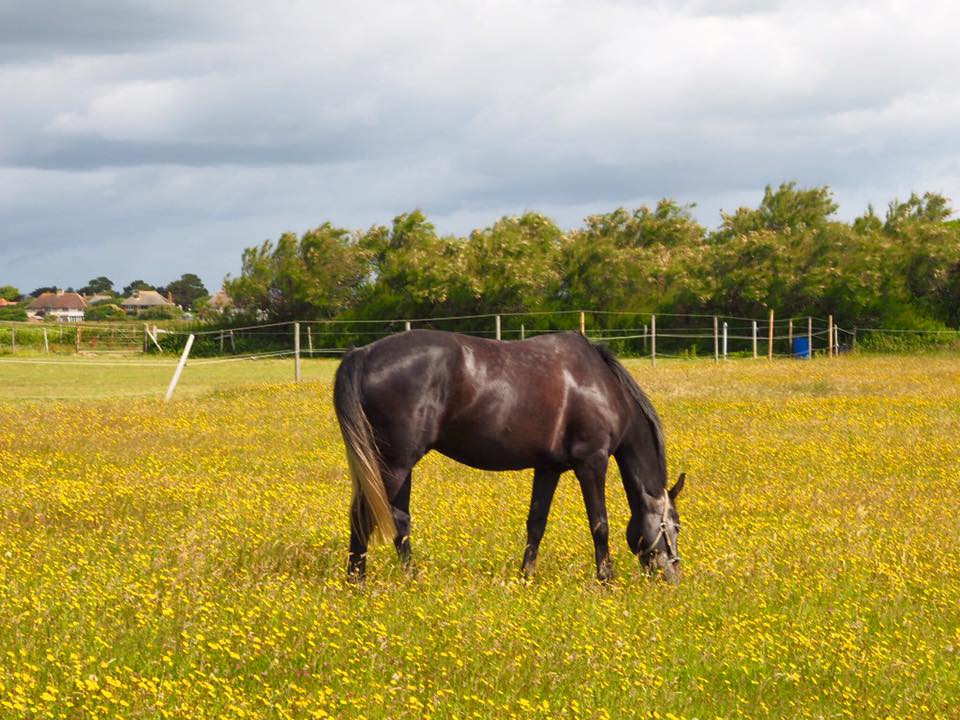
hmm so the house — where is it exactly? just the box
[207,289,233,313]
[121,290,175,315]
[0,297,18,307]
[27,291,87,322]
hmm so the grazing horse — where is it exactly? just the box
[333,329,685,582]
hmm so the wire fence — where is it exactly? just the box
[1,310,958,364]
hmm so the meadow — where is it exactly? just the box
[1,353,959,718]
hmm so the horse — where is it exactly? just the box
[333,329,685,583]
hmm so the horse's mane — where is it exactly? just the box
[591,342,667,485]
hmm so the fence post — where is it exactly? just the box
[405,320,411,332]
[713,315,719,364]
[76,324,81,354]
[752,320,758,359]
[852,326,857,351]
[495,315,501,341]
[219,330,224,353]
[165,334,195,402]
[43,327,49,354]
[808,317,813,359]
[294,322,301,383]
[827,315,834,358]
[579,311,586,336]
[834,325,839,355]
[307,326,313,356]
[643,324,648,353]
[651,314,656,367]
[723,321,728,360]
[520,323,525,341]
[767,309,774,360]
[788,319,793,355]
[10,328,14,353]
[229,330,236,353]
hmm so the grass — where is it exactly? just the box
[1,354,959,718]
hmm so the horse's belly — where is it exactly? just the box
[433,427,566,472]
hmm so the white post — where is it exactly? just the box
[722,321,728,360]
[579,311,585,336]
[643,324,648,353]
[307,326,313,356]
[219,330,224,353]
[405,320,411,332]
[229,330,236,353]
[495,315,501,341]
[834,325,839,354]
[43,327,49,353]
[808,317,813,359]
[10,328,14,352]
[520,323,525,340]
[651,314,657,367]
[165,334,195,402]
[294,322,301,383]
[752,320,758,359]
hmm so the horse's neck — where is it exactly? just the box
[615,412,666,503]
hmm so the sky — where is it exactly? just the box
[2,0,960,295]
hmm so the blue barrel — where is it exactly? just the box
[792,336,810,359]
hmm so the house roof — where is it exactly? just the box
[121,290,174,307]
[0,297,18,307]
[27,292,88,311]
[208,289,233,309]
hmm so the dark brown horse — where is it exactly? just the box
[334,329,685,582]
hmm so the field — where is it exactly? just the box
[1,354,959,718]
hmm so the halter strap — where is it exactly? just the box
[642,489,680,564]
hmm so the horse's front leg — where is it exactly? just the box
[574,453,612,582]
[521,468,560,578]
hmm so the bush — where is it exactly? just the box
[84,304,127,321]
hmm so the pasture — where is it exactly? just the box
[1,354,959,718]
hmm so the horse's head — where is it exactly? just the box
[629,473,684,584]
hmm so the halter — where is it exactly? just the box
[643,489,680,565]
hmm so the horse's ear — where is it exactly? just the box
[668,473,686,501]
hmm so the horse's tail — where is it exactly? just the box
[334,348,397,544]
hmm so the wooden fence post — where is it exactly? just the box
[294,322,301,383]
[788,319,793,356]
[852,326,857,351]
[10,328,14,353]
[76,324,81,354]
[651,314,657,367]
[495,315,501,341]
[579,311,586,336]
[219,330,224,352]
[827,315,834,358]
[767,309,774,360]
[165,334,195,402]
[713,315,719,364]
[643,324,648,353]
[752,320,757,359]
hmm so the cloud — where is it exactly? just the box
[2,0,960,291]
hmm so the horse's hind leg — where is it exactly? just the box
[388,470,413,568]
[521,468,560,578]
[348,494,373,582]
[574,453,612,582]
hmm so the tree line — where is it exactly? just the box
[223,183,960,336]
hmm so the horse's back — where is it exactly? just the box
[354,330,628,472]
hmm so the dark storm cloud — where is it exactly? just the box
[0,0,220,61]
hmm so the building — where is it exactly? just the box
[121,290,175,315]
[27,291,87,322]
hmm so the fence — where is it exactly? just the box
[2,311,958,361]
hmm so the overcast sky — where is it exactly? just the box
[2,0,960,294]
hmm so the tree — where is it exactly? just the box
[31,286,57,296]
[0,285,20,301]
[713,182,838,242]
[225,222,371,321]
[122,280,155,296]
[161,273,208,310]
[79,276,115,295]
